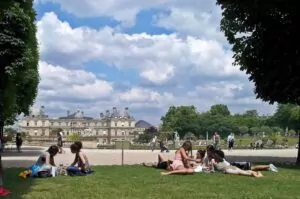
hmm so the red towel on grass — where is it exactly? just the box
[0,186,11,196]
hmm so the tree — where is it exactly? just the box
[217,0,300,164]
[67,133,81,142]
[161,106,199,137]
[0,0,39,187]
[136,127,157,143]
[238,126,249,135]
[209,104,230,117]
[243,110,258,117]
[49,128,63,137]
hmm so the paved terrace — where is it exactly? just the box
[1,146,298,168]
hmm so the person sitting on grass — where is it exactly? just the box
[161,149,210,175]
[67,142,92,176]
[211,150,263,178]
[142,154,173,170]
[32,145,59,177]
[201,145,216,171]
[167,141,194,171]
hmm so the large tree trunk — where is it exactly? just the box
[296,132,300,165]
[296,107,300,165]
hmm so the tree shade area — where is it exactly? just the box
[0,0,39,190]
[215,0,300,164]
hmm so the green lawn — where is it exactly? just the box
[3,165,300,199]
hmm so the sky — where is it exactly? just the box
[31,0,276,125]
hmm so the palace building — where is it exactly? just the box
[19,106,153,144]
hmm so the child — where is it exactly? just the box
[212,150,263,178]
[67,142,91,176]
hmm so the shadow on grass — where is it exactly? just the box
[226,155,300,170]
[226,155,296,163]
[1,147,44,157]
[3,160,36,169]
[2,167,36,199]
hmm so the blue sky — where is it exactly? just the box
[32,0,276,125]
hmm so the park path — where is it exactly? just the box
[1,146,298,168]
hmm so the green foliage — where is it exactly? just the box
[160,106,200,138]
[209,104,230,116]
[160,104,298,139]
[49,128,63,137]
[136,127,157,143]
[0,0,39,126]
[3,166,300,198]
[216,0,300,106]
[67,133,81,142]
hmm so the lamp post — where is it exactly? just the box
[121,122,125,166]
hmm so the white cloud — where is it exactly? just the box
[39,61,113,101]
[37,12,243,85]
[31,3,277,124]
[36,0,224,41]
[36,61,174,121]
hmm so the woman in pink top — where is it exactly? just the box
[162,141,194,175]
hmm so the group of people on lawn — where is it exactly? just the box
[143,141,278,177]
[22,141,91,178]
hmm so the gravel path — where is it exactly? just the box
[1,146,298,168]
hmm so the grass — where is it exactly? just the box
[3,165,300,199]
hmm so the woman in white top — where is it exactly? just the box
[211,150,263,178]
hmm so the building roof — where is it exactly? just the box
[135,120,153,129]
[58,112,94,120]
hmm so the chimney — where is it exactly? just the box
[124,107,129,117]
[81,111,84,116]
[67,110,70,116]
[106,110,110,117]
[100,113,104,118]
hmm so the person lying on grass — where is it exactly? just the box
[161,149,211,175]
[201,145,278,173]
[211,150,263,178]
[66,142,92,176]
[230,161,278,172]
[142,154,173,170]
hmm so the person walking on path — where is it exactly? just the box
[57,132,64,154]
[16,133,23,153]
[150,136,157,151]
[227,133,235,151]
[212,132,220,149]
[159,140,169,153]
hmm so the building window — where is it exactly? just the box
[67,131,69,136]
[35,121,37,125]
[129,122,131,127]
[115,130,117,136]
[115,122,117,127]
[51,122,53,126]
[122,131,125,136]
[26,122,29,126]
[58,122,61,126]
[42,121,45,126]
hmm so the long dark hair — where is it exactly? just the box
[74,141,82,149]
[181,141,192,151]
[70,143,80,152]
[47,145,59,156]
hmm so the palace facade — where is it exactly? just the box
[19,106,151,144]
